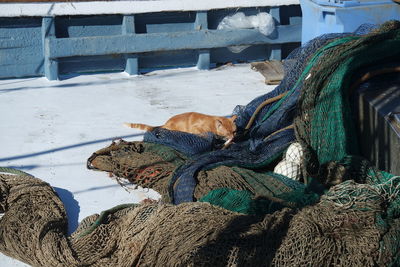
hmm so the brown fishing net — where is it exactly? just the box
[0,174,79,266]
[0,173,398,266]
[195,166,255,200]
[87,140,183,200]
[87,140,317,213]
[87,140,255,202]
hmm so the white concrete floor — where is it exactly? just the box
[0,64,275,266]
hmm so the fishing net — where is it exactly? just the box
[295,21,400,182]
[2,21,400,266]
[0,173,399,266]
[140,23,395,205]
[88,22,400,204]
[84,21,400,264]
[87,139,304,206]
[87,140,184,199]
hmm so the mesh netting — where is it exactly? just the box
[83,21,400,265]
[295,21,400,181]
[86,21,400,206]
[139,24,389,205]
[0,173,398,266]
[87,140,305,206]
[2,22,400,266]
[88,22,400,205]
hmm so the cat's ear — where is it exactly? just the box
[215,119,223,129]
[230,115,238,121]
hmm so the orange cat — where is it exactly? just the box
[123,112,237,141]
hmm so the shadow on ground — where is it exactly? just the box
[0,133,144,162]
[53,187,80,235]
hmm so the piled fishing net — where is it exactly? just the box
[87,141,183,199]
[87,139,300,206]
[88,21,400,204]
[294,21,400,183]
[1,21,400,266]
[84,21,400,264]
[0,173,399,266]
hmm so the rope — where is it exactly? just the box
[322,176,400,211]
[0,167,33,177]
[263,124,294,141]
[77,203,138,238]
[244,91,288,130]
[376,175,400,203]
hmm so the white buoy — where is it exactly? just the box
[285,142,303,166]
[273,159,301,181]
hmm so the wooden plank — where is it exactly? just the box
[58,24,123,38]
[0,6,302,79]
[251,60,284,85]
[48,24,301,58]
[195,11,210,70]
[0,18,43,78]
[0,62,43,78]
[0,50,42,64]
[197,50,210,70]
[269,7,282,61]
[42,17,59,80]
[0,38,41,49]
[146,23,193,33]
[122,15,139,75]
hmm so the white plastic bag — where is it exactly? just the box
[217,12,275,53]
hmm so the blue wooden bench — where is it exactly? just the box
[1,6,301,80]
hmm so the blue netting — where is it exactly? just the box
[143,25,378,204]
[144,129,216,156]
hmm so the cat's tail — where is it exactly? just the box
[123,123,155,131]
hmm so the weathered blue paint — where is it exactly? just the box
[48,25,301,58]
[269,7,282,60]
[146,23,194,33]
[301,0,400,44]
[0,5,302,80]
[123,15,139,75]
[125,55,139,75]
[194,11,208,31]
[43,17,59,80]
[122,15,135,34]
[135,11,197,34]
[59,55,125,75]
[139,50,198,72]
[195,11,210,70]
[55,15,123,38]
[0,17,43,78]
[197,50,211,70]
